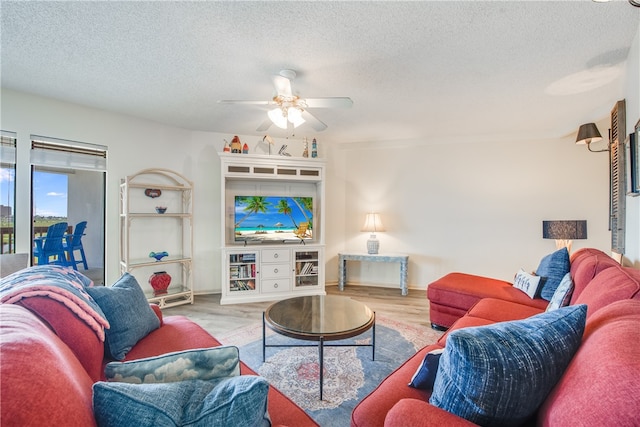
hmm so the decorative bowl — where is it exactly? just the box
[155,206,167,214]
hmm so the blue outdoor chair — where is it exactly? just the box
[33,222,69,267]
[64,221,88,270]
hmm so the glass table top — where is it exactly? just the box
[265,295,374,340]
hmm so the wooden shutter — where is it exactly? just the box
[610,99,626,254]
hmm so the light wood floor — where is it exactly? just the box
[163,284,432,338]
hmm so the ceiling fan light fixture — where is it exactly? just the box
[268,108,288,129]
[287,107,305,127]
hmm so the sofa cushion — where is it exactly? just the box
[574,265,640,318]
[569,251,620,304]
[546,273,573,311]
[17,296,105,381]
[105,346,240,384]
[539,300,640,426]
[536,248,570,300]
[408,348,443,390]
[513,268,542,299]
[86,273,160,360]
[430,304,586,426]
[0,304,97,427]
[93,376,271,427]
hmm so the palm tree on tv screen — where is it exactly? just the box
[276,198,298,228]
[292,197,313,229]
[235,196,270,227]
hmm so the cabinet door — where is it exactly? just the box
[294,249,320,288]
[227,251,258,293]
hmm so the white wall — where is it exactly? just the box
[1,89,217,291]
[325,127,613,287]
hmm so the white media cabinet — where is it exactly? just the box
[218,153,326,304]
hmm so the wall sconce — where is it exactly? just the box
[362,213,385,254]
[576,123,608,152]
[542,220,587,253]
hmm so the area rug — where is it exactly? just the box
[217,314,443,427]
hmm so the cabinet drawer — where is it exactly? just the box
[260,263,290,278]
[262,279,291,293]
[261,249,290,263]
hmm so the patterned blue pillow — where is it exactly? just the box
[513,268,542,299]
[537,248,570,300]
[430,304,587,426]
[546,273,574,312]
[105,346,240,384]
[93,376,271,427]
[408,348,444,390]
[86,273,160,360]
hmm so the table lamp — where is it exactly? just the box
[362,213,385,254]
[542,220,587,253]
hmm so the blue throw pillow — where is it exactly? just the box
[93,376,271,427]
[408,348,443,390]
[105,346,240,384]
[86,273,160,360]
[537,248,570,300]
[546,273,574,312]
[430,304,587,426]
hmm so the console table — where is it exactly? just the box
[338,252,409,296]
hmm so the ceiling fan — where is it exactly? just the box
[218,69,353,132]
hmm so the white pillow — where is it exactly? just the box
[513,268,542,299]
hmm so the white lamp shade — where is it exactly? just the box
[268,108,288,129]
[362,213,385,232]
[287,107,306,127]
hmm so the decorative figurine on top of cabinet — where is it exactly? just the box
[230,136,242,153]
[223,139,230,152]
[311,138,318,158]
[302,137,309,158]
[242,143,249,154]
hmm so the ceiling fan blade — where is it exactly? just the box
[218,100,271,105]
[301,110,327,132]
[272,75,293,97]
[256,118,273,132]
[303,97,353,109]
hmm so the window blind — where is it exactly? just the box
[1,131,17,165]
[30,135,107,172]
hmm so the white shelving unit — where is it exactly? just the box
[219,153,326,304]
[120,168,194,308]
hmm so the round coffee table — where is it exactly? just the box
[263,295,375,400]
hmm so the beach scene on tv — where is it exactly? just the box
[234,196,313,243]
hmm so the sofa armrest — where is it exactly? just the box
[150,304,163,325]
[384,399,478,427]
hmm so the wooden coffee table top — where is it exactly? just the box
[265,295,374,341]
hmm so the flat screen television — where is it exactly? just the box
[234,196,314,243]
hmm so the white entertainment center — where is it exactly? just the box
[218,153,326,304]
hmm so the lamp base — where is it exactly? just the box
[554,239,572,253]
[367,235,379,255]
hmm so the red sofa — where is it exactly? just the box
[0,288,317,426]
[351,248,640,426]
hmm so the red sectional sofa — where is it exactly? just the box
[351,248,640,426]
[0,280,317,426]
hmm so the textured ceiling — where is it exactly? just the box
[1,1,639,144]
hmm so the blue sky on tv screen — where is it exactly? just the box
[234,196,312,229]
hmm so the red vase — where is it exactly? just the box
[149,271,171,296]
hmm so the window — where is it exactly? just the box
[1,131,17,254]
[30,135,107,284]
